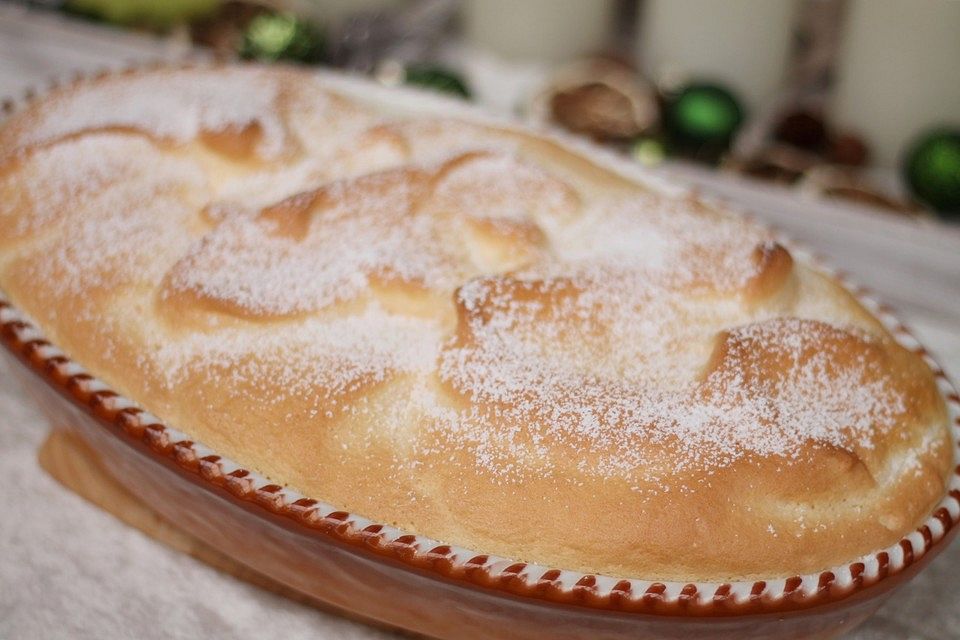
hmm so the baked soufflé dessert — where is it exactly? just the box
[0,65,952,582]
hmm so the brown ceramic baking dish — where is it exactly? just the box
[1,69,958,640]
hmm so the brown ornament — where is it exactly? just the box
[531,59,658,141]
[827,133,870,167]
[773,109,830,153]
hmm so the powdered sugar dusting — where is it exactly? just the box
[430,152,577,225]
[164,169,466,316]
[384,119,520,165]
[432,268,908,485]
[6,68,290,158]
[0,133,206,241]
[149,305,443,406]
[0,67,929,493]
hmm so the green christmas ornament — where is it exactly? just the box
[240,13,325,64]
[664,83,744,160]
[903,128,960,216]
[403,66,471,99]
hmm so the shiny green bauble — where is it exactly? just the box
[664,83,744,160]
[903,129,960,217]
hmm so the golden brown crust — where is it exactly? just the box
[0,65,952,582]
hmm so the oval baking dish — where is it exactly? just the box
[1,64,958,640]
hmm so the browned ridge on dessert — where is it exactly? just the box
[0,65,951,582]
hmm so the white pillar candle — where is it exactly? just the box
[831,0,960,167]
[462,0,616,63]
[638,0,798,112]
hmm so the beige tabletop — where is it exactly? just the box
[0,5,957,639]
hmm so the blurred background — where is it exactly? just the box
[3,0,959,221]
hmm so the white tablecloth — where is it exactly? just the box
[0,6,957,639]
